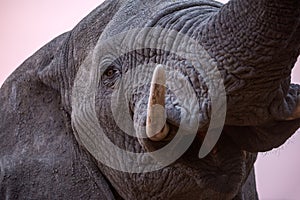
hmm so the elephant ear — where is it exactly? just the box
[0,1,124,199]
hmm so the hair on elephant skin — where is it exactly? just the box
[1,0,300,199]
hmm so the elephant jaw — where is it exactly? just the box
[146,65,170,141]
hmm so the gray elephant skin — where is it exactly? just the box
[1,0,300,199]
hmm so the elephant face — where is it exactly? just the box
[69,0,300,198]
[73,42,254,199]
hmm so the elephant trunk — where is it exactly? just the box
[196,0,300,124]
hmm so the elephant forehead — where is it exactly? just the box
[101,0,162,39]
[100,0,221,40]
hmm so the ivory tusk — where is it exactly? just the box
[146,65,169,141]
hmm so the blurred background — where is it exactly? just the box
[0,0,299,199]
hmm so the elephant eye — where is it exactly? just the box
[102,66,121,88]
[103,66,121,78]
[105,69,116,77]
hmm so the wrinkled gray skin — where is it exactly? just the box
[1,0,300,199]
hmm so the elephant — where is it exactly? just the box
[1,0,300,199]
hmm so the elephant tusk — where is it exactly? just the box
[146,65,169,141]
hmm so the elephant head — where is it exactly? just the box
[1,0,300,199]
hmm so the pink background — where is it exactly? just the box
[0,0,299,199]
